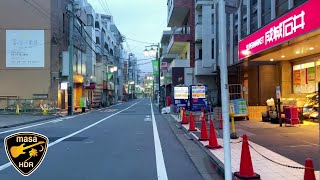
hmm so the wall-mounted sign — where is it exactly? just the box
[160,62,167,70]
[6,30,45,67]
[238,0,320,60]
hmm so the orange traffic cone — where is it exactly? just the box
[198,116,209,141]
[206,120,222,149]
[188,112,197,131]
[234,134,260,180]
[181,108,188,124]
[304,158,316,180]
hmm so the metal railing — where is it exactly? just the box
[0,99,60,115]
[172,26,191,35]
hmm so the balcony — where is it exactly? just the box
[169,59,190,70]
[167,26,192,54]
[195,0,214,9]
[160,53,177,63]
[194,59,216,76]
[167,0,191,27]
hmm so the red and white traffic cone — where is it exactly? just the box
[206,120,222,149]
[234,134,260,180]
[304,158,316,180]
[188,112,197,131]
[198,116,209,141]
[181,108,188,124]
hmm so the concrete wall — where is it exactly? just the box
[0,0,52,99]
[202,4,212,68]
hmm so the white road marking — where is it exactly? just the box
[51,119,63,123]
[150,99,168,180]
[144,118,152,122]
[0,99,143,171]
[146,115,151,118]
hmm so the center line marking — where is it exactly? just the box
[150,98,168,180]
[0,99,144,172]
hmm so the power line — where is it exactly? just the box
[97,0,110,15]
[102,0,112,16]
[125,38,155,45]
[23,0,58,26]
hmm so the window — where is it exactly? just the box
[87,14,94,26]
[294,0,308,7]
[250,10,258,33]
[95,21,100,29]
[276,0,288,17]
[198,15,202,24]
[262,0,271,26]
[199,49,202,59]
[96,37,100,45]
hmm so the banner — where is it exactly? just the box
[152,60,159,76]
[293,70,301,85]
[308,67,315,81]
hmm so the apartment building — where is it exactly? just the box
[160,0,195,101]
[93,13,124,106]
[0,0,71,109]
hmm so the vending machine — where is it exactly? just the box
[173,86,189,111]
[189,84,208,111]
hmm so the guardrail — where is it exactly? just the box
[0,99,60,115]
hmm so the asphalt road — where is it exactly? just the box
[0,98,204,180]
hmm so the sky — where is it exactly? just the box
[87,0,169,75]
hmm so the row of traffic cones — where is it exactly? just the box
[180,108,316,180]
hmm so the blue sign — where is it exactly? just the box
[189,85,208,111]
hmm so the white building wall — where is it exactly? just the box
[202,4,212,68]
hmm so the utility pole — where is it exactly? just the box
[157,43,161,112]
[219,0,232,179]
[67,2,75,116]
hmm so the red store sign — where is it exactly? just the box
[238,0,320,60]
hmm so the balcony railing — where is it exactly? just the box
[172,26,191,35]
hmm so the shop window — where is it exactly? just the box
[276,0,288,18]
[293,62,316,94]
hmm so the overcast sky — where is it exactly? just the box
[87,0,169,75]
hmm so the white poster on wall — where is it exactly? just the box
[6,30,45,67]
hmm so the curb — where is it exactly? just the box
[169,114,236,180]
[0,116,58,129]
[0,111,86,129]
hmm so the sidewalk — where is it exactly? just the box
[170,114,320,180]
[0,114,57,128]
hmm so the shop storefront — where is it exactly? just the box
[238,0,320,120]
